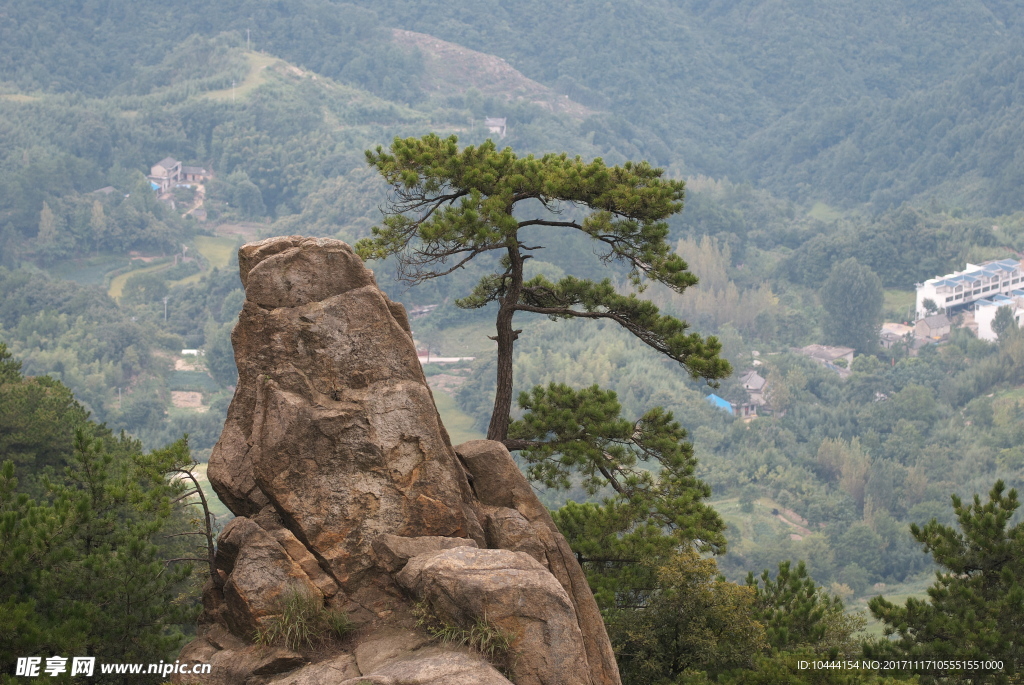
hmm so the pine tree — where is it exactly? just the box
[747,560,862,654]
[357,134,730,441]
[0,343,92,482]
[0,353,202,681]
[865,481,1023,683]
[507,383,726,607]
[0,438,201,682]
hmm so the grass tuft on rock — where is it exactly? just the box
[255,585,354,651]
[413,601,516,671]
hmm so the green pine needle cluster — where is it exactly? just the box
[1,352,203,671]
[508,382,726,609]
[865,481,1023,682]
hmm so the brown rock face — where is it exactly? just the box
[455,440,621,682]
[182,237,620,685]
[397,547,590,685]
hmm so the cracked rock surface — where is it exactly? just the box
[175,237,620,685]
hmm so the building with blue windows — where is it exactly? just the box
[915,259,1023,319]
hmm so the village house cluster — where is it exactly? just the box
[706,258,1024,420]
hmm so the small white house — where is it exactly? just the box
[484,117,507,138]
[796,344,854,377]
[149,157,211,191]
[149,157,182,191]
[739,370,767,405]
[974,291,1024,341]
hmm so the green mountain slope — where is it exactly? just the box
[5,0,1024,210]
[342,0,1024,209]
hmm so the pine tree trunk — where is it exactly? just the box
[487,244,525,441]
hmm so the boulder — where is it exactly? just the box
[179,237,620,685]
[214,517,323,636]
[209,236,485,607]
[456,440,621,684]
[397,547,590,685]
[373,534,479,573]
[175,638,306,685]
[254,654,360,685]
[341,648,512,685]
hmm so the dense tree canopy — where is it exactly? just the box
[0,357,204,679]
[747,560,863,654]
[609,550,766,683]
[820,258,884,353]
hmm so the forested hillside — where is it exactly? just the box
[318,0,1024,210]
[5,0,1024,210]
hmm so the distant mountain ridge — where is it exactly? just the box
[357,0,1024,211]
[3,0,1024,211]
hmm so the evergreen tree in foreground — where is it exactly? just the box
[357,134,730,441]
[358,137,739,678]
[507,383,726,607]
[0,345,203,683]
[747,560,864,655]
[865,481,1023,684]
[1,436,200,683]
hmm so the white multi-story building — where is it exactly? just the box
[974,291,1024,341]
[915,259,1024,319]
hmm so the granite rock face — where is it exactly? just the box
[177,236,620,685]
[397,547,591,685]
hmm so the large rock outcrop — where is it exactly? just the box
[179,237,620,685]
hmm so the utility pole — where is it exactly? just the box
[247,28,251,52]
[163,296,169,322]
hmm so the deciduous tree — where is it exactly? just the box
[609,550,766,683]
[992,305,1019,342]
[820,258,884,354]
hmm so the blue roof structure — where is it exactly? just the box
[933,259,1019,288]
[706,393,734,414]
[977,294,1014,308]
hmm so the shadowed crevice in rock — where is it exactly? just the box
[176,236,620,685]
